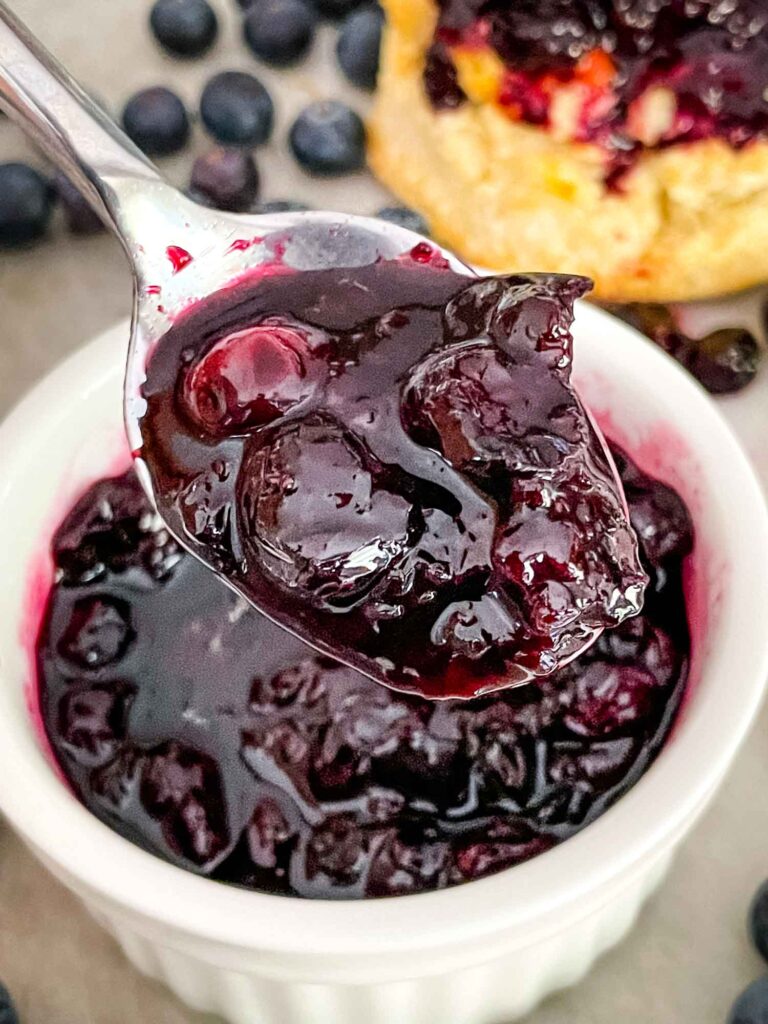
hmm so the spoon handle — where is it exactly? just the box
[0,1,170,251]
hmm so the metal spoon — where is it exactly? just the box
[0,3,636,695]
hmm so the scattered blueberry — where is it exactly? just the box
[313,0,365,18]
[0,982,18,1024]
[200,71,274,147]
[243,0,317,67]
[289,100,366,176]
[190,148,260,212]
[254,199,312,213]
[729,977,768,1024]
[150,0,218,58]
[336,4,383,90]
[375,205,429,236]
[0,163,54,248]
[53,172,104,235]
[750,880,768,963]
[122,86,190,156]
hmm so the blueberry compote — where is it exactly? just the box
[139,262,646,699]
[426,1,768,181]
[37,457,690,898]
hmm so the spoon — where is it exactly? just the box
[0,3,641,697]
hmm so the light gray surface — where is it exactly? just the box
[1,2,768,1021]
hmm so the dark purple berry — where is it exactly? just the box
[190,148,260,212]
[52,171,104,235]
[336,4,383,90]
[0,982,19,1024]
[289,100,366,176]
[728,976,768,1024]
[750,880,768,964]
[243,0,317,67]
[58,597,133,669]
[58,683,135,765]
[0,163,54,247]
[200,71,274,147]
[681,327,760,395]
[150,0,218,57]
[375,205,429,236]
[122,87,190,156]
[312,0,365,17]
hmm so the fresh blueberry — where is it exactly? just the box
[122,87,190,156]
[750,880,768,963]
[289,100,366,176]
[682,327,760,395]
[200,71,274,146]
[336,4,383,90]
[313,0,365,18]
[253,199,311,213]
[190,148,260,212]
[375,205,429,236]
[0,163,54,247]
[729,977,768,1024]
[243,0,317,67]
[150,0,218,57]
[0,982,18,1024]
[53,172,104,235]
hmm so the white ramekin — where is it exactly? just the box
[1,305,767,1024]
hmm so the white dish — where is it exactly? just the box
[0,304,767,1024]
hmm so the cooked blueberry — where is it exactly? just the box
[150,0,218,57]
[58,683,135,766]
[122,87,190,156]
[253,198,311,213]
[336,4,383,90]
[0,163,54,247]
[52,172,104,235]
[750,880,768,963]
[682,327,760,395]
[289,100,366,176]
[561,662,657,737]
[200,71,274,146]
[626,478,694,568]
[58,597,133,669]
[0,982,18,1024]
[375,205,429,236]
[190,148,260,212]
[729,977,768,1024]
[243,0,317,67]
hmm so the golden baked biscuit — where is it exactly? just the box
[369,0,768,301]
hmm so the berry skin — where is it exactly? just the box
[190,148,260,212]
[681,327,760,395]
[728,976,768,1024]
[52,172,104,235]
[150,0,218,57]
[289,100,366,176]
[243,0,318,67]
[57,597,133,670]
[375,205,430,236]
[0,982,18,1024]
[122,87,190,156]
[336,4,383,90]
[0,163,54,247]
[200,71,274,147]
[750,880,768,963]
[313,0,365,17]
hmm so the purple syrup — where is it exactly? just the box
[425,0,768,177]
[138,261,646,699]
[37,453,691,898]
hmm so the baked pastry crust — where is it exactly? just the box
[368,0,768,301]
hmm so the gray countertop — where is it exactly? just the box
[2,2,768,1021]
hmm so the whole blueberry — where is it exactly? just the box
[150,0,218,57]
[0,982,18,1024]
[289,100,366,176]
[681,327,760,395]
[336,4,383,90]
[254,199,312,213]
[53,172,104,235]
[0,163,54,247]
[750,880,768,963]
[313,0,365,17]
[200,71,274,146]
[376,205,429,236]
[190,148,260,212]
[243,0,317,67]
[729,977,768,1024]
[122,87,190,156]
